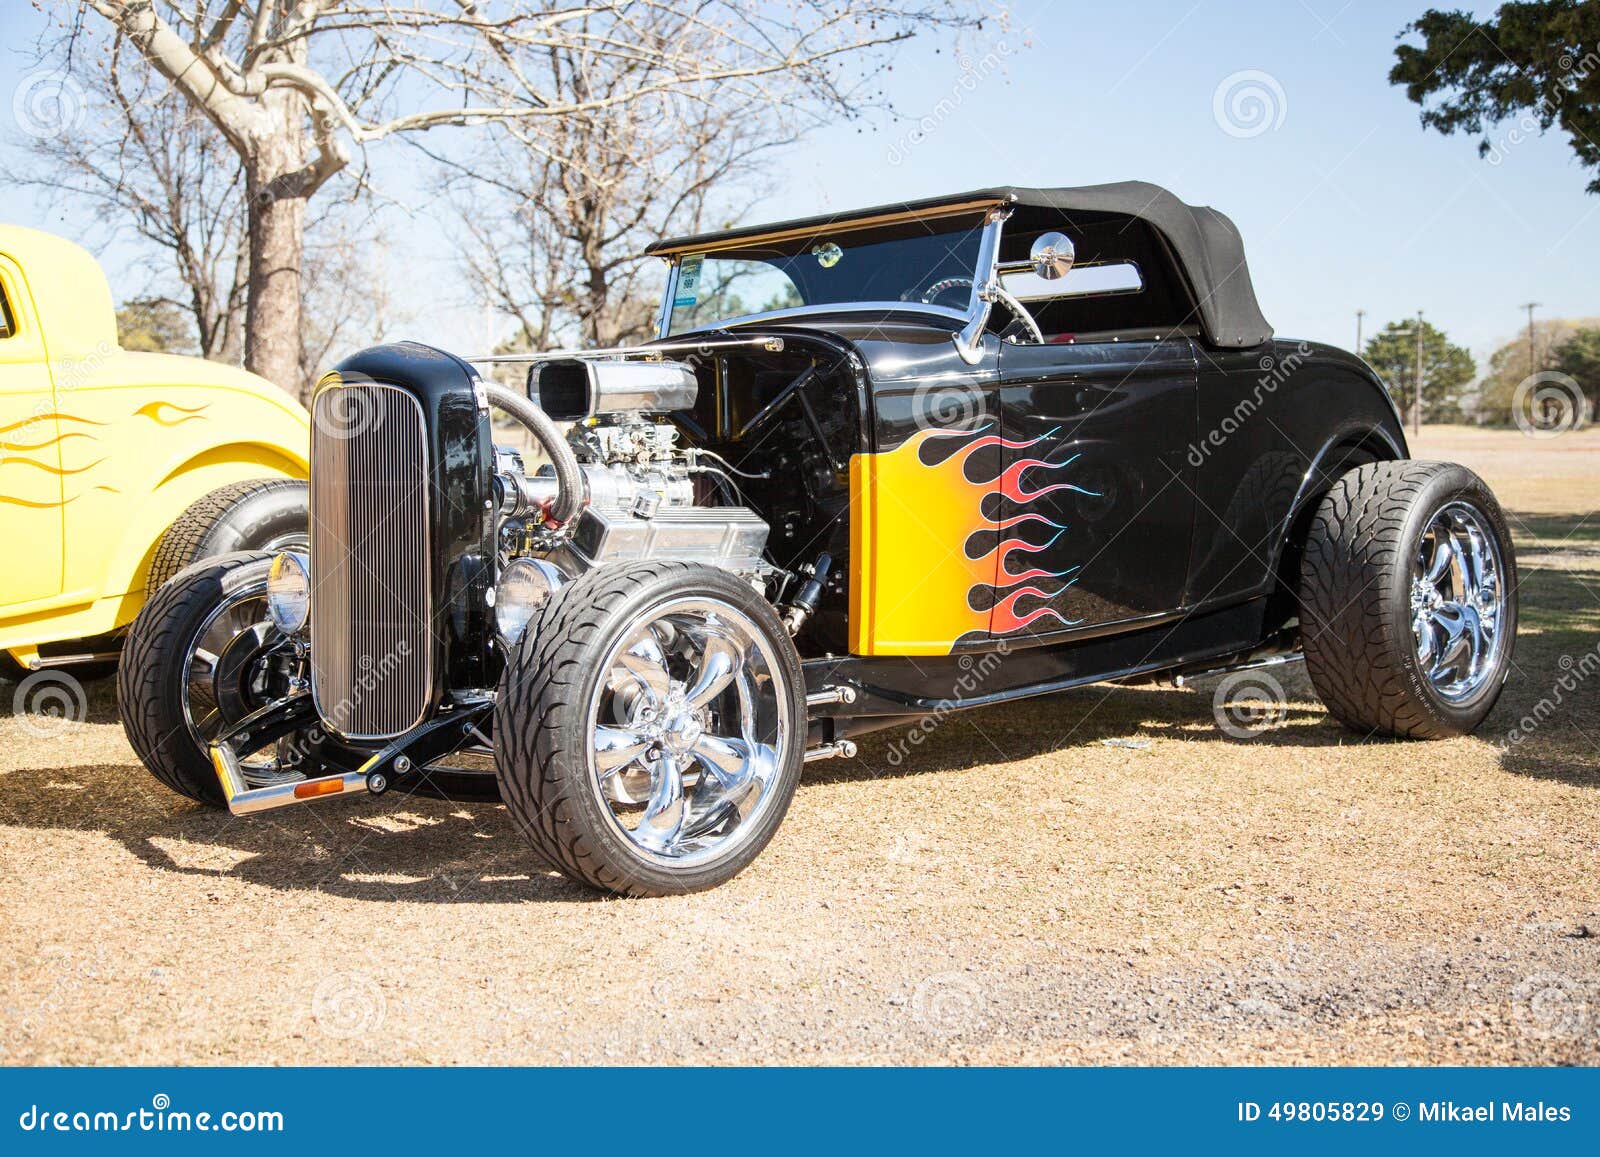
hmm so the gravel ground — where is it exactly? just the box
[2,427,1597,1065]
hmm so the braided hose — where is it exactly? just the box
[483,383,584,525]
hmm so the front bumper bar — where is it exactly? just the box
[208,694,493,816]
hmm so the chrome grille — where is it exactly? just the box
[309,382,432,739]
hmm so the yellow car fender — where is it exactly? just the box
[0,224,310,663]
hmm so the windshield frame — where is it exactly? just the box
[652,204,1010,344]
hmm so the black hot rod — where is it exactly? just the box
[119,183,1517,896]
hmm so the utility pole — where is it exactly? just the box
[1355,309,1366,353]
[1518,301,1540,377]
[1413,309,1424,436]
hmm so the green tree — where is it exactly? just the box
[116,299,196,353]
[1363,319,1477,423]
[1554,326,1600,416]
[1391,2,1600,192]
[1474,315,1600,423]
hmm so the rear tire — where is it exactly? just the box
[146,479,308,594]
[495,562,805,897]
[1298,461,1517,739]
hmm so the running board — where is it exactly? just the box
[1171,651,1303,688]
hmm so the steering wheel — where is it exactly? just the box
[917,276,1045,345]
[918,277,974,308]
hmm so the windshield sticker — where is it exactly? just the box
[673,254,704,307]
[812,241,843,269]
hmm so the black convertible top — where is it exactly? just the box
[646,182,1273,349]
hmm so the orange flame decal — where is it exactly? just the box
[850,423,1094,655]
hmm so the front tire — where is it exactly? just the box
[495,562,806,897]
[118,551,281,806]
[1298,461,1517,739]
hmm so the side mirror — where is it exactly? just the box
[1030,232,1076,281]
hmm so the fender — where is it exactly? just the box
[99,438,309,602]
[1261,417,1408,623]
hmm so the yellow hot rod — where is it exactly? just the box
[0,224,310,674]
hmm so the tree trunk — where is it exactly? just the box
[244,92,309,402]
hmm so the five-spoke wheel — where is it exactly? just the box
[1301,461,1518,739]
[495,562,805,896]
[1409,502,1508,703]
[589,597,789,865]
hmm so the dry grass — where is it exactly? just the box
[1,426,1596,1065]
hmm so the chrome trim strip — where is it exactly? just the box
[463,336,786,365]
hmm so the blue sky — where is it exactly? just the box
[4,0,1598,365]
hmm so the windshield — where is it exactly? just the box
[664,215,987,336]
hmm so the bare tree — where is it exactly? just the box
[297,210,409,385]
[444,77,788,351]
[21,42,249,360]
[66,1,977,395]
[20,34,396,387]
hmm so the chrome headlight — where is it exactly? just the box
[266,551,311,635]
[494,558,564,644]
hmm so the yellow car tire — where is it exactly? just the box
[146,479,310,595]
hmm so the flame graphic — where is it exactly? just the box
[0,402,201,513]
[850,422,1096,654]
[0,484,120,509]
[0,413,106,439]
[0,454,107,476]
[136,401,210,426]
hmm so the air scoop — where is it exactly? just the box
[531,358,698,420]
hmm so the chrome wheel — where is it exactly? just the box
[1409,501,1507,703]
[180,573,291,781]
[585,597,789,867]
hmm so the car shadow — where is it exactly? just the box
[804,668,1356,788]
[5,517,1592,903]
[1,669,603,903]
[1484,548,1600,791]
[0,757,604,904]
